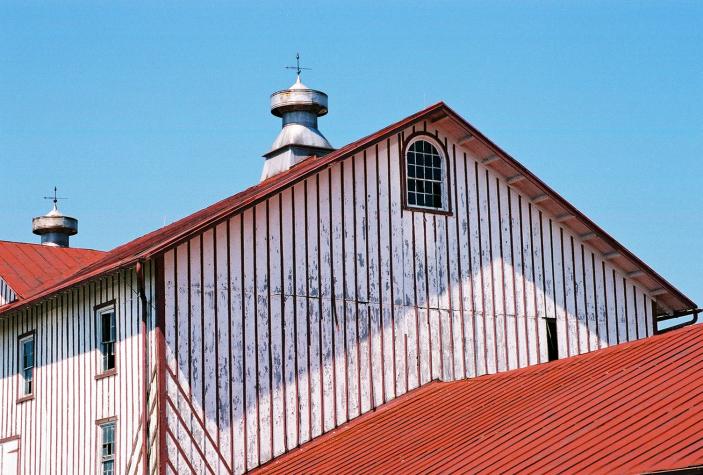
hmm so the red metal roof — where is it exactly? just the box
[0,102,694,316]
[255,324,703,474]
[0,240,105,300]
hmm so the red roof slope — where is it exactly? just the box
[255,324,703,475]
[0,102,694,315]
[0,241,105,300]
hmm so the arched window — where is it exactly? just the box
[405,137,448,211]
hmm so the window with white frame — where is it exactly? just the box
[18,333,35,396]
[97,305,116,373]
[405,137,448,211]
[99,421,116,475]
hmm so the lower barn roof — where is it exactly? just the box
[254,324,703,475]
[0,240,104,300]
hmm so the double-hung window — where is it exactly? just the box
[97,304,116,373]
[18,332,35,397]
[99,421,116,475]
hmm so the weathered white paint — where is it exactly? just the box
[159,121,659,473]
[0,278,16,307]
[0,266,156,475]
[0,119,664,474]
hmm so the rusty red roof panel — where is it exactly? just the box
[255,324,703,475]
[0,102,694,315]
[0,240,105,299]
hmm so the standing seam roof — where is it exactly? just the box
[0,240,105,300]
[254,324,703,475]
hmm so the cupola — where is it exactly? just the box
[262,56,334,181]
[32,188,78,247]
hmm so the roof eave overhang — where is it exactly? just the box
[437,104,695,312]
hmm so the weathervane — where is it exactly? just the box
[43,186,68,207]
[285,52,311,78]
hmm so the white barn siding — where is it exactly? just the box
[159,121,659,473]
[0,277,16,307]
[0,265,156,474]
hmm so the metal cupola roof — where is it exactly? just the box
[261,55,334,181]
[31,189,78,247]
[270,76,329,117]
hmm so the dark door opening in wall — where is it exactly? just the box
[546,317,558,361]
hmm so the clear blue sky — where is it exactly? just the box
[1,1,701,307]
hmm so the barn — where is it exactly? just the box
[0,74,700,474]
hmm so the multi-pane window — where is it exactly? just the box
[19,333,35,396]
[100,421,115,475]
[98,306,116,372]
[406,139,445,210]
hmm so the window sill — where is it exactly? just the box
[95,369,117,381]
[403,205,453,216]
[17,394,34,405]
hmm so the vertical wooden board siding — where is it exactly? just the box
[603,261,619,347]
[510,191,528,367]
[254,201,273,463]
[228,215,246,475]
[572,241,587,354]
[594,254,609,349]
[435,216,451,381]
[306,177,323,438]
[635,285,647,340]
[388,136,406,396]
[341,164,360,420]
[329,164,348,425]
[364,149,383,409]
[583,249,599,352]
[488,174,507,372]
[376,142,394,401]
[0,277,17,306]
[622,279,637,341]
[295,289,310,444]
[240,208,259,469]
[201,228,219,466]
[188,235,205,474]
[0,267,154,474]
[561,231,578,357]
[615,270,628,344]
[541,214,557,359]
[279,188,297,451]
[580,247,594,351]
[317,170,335,432]
[173,245,188,472]
[344,303,360,416]
[520,197,538,364]
[649,295,656,337]
[477,166,497,374]
[454,154,474,378]
[500,183,517,371]
[215,222,232,466]
[467,161,485,375]
[424,217,438,380]
[531,208,548,364]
